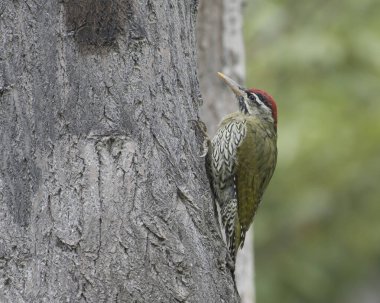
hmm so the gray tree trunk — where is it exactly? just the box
[0,1,239,302]
[197,1,255,302]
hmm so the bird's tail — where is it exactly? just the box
[221,199,240,265]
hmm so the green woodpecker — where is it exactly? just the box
[206,72,278,265]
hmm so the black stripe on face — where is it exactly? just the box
[238,96,249,114]
[247,92,255,101]
[246,92,259,106]
[255,93,270,108]
[249,92,272,114]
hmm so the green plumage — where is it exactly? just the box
[207,112,277,264]
[235,114,277,248]
[206,72,278,270]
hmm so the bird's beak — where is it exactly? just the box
[217,72,245,97]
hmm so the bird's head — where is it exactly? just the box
[217,72,278,130]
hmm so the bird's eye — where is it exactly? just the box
[247,92,256,101]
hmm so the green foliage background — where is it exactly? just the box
[244,1,380,302]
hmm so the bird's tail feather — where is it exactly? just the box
[221,199,240,265]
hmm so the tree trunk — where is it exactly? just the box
[197,0,255,302]
[0,1,239,302]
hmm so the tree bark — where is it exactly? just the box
[197,0,255,302]
[0,1,238,302]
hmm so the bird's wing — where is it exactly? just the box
[207,118,247,258]
[208,119,247,207]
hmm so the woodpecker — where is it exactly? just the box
[206,72,278,266]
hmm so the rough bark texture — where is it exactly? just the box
[197,0,255,302]
[0,1,239,302]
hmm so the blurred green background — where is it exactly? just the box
[244,0,380,302]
